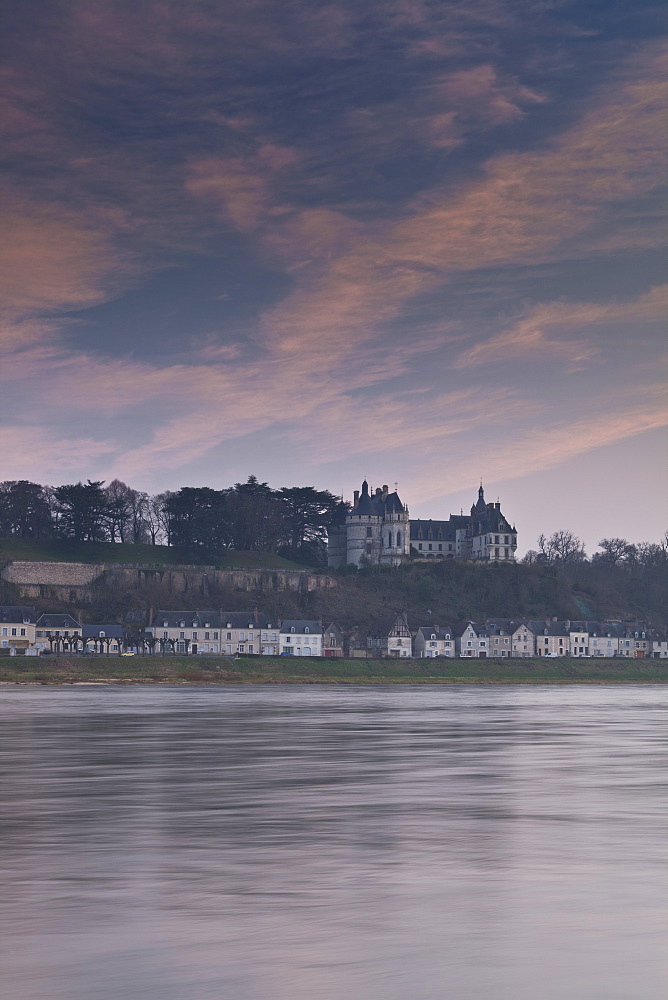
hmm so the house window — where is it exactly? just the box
[11,628,17,636]
[192,632,198,640]
[205,632,210,639]
[179,631,185,639]
[162,632,168,639]
[20,629,26,636]
[213,632,219,639]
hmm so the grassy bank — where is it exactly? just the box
[0,537,305,569]
[1,655,666,685]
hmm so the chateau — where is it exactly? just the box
[327,481,517,568]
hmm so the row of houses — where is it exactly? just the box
[1,606,666,659]
[406,615,667,659]
[0,606,337,658]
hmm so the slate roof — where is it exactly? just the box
[82,625,124,639]
[155,610,223,628]
[416,626,454,640]
[352,480,406,518]
[410,520,458,541]
[280,619,322,634]
[36,613,80,629]
[0,606,36,624]
[222,611,274,629]
[368,612,410,637]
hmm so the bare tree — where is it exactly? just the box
[596,537,633,566]
[538,530,586,564]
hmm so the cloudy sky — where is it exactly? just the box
[2,0,666,554]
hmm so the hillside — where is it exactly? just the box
[1,540,665,628]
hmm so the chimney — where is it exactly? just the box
[382,484,389,498]
[375,487,382,496]
[354,490,360,507]
[496,502,501,511]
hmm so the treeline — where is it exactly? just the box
[522,529,668,572]
[0,477,348,565]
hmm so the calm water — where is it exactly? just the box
[0,686,666,1000]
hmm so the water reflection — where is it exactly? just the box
[0,686,666,1000]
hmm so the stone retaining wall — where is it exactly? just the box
[2,560,336,602]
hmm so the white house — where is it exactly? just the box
[279,620,323,656]
[456,622,490,657]
[414,626,455,658]
[147,610,223,654]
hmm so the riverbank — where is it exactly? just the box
[1,655,666,685]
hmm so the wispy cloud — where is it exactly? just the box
[452,285,668,369]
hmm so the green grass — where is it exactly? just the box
[0,537,307,570]
[1,655,666,685]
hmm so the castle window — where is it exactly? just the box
[418,543,423,550]
[396,531,401,547]
[366,543,372,555]
[366,527,372,537]
[388,532,393,547]
[428,543,432,551]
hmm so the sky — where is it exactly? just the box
[1,0,666,556]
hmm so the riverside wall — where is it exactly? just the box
[2,560,336,602]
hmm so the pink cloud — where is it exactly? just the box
[452,285,668,370]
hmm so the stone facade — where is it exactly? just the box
[327,480,410,568]
[328,481,517,568]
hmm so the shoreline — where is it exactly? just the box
[1,654,666,686]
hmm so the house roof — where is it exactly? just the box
[154,610,223,628]
[82,625,124,639]
[368,612,410,637]
[36,613,80,629]
[0,606,36,624]
[416,626,453,640]
[280,619,322,634]
[221,611,273,629]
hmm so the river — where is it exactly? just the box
[0,685,666,1000]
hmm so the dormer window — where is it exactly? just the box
[305,627,309,634]
[431,634,436,640]
[290,626,296,633]
[180,621,185,628]
[163,621,168,628]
